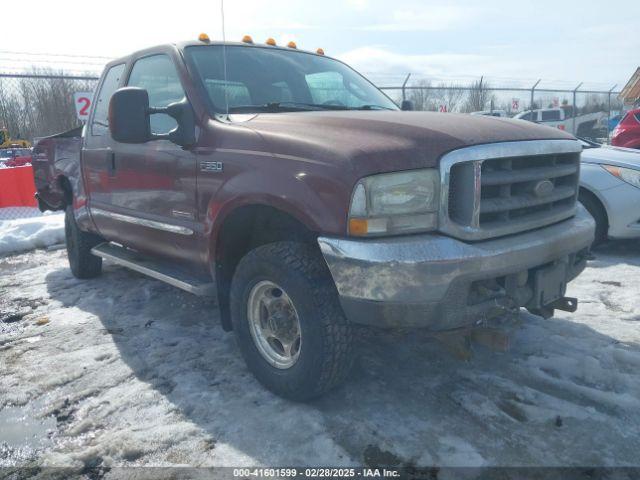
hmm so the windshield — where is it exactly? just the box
[184,45,398,115]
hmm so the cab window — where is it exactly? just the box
[91,63,125,136]
[127,54,186,134]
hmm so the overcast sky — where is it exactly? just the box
[2,0,638,90]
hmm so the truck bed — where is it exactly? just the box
[32,126,83,212]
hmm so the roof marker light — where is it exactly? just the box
[242,35,254,44]
[287,41,297,49]
[198,33,210,43]
[316,48,325,55]
[265,37,277,46]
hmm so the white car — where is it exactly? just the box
[515,108,606,137]
[579,138,640,244]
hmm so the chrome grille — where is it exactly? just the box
[439,140,582,241]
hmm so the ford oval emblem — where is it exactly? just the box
[533,180,554,198]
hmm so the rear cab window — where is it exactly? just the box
[305,71,369,108]
[541,110,561,121]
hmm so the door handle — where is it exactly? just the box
[107,151,116,177]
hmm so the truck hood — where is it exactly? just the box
[241,110,574,174]
[581,144,640,169]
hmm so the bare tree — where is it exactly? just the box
[408,80,437,111]
[463,77,492,113]
[434,82,465,113]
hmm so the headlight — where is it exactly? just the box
[602,165,640,189]
[348,169,440,236]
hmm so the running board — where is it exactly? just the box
[91,243,215,297]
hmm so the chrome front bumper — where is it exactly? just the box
[318,206,595,330]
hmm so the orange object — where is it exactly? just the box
[316,48,325,55]
[265,38,277,46]
[242,35,254,44]
[198,33,210,43]
[287,41,297,49]
[0,165,37,208]
[348,218,368,236]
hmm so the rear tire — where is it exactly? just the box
[579,190,607,246]
[230,242,354,401]
[65,206,103,279]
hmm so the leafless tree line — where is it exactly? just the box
[0,70,97,142]
[406,79,623,115]
[407,78,494,113]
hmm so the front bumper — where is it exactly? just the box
[318,206,595,330]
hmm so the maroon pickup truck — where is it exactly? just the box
[33,37,595,400]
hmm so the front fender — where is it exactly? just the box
[202,166,351,265]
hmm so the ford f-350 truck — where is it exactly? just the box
[33,37,595,400]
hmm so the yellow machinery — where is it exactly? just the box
[0,127,31,148]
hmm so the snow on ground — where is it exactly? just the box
[0,213,64,256]
[0,241,639,474]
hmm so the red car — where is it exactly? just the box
[611,108,640,149]
[1,147,32,167]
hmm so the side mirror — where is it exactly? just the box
[401,100,414,111]
[108,87,196,148]
[159,99,196,148]
[109,87,150,143]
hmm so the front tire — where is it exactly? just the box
[65,206,103,279]
[230,242,354,401]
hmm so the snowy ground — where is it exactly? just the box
[0,240,639,475]
[0,213,64,256]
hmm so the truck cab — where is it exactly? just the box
[34,37,595,400]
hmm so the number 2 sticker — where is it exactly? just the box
[73,92,93,121]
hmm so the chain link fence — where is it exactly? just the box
[0,72,98,143]
[378,75,623,142]
[0,206,52,221]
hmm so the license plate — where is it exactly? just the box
[532,262,567,307]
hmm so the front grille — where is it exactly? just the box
[445,150,580,240]
[479,153,579,228]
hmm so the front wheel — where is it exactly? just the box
[230,242,354,401]
[65,206,103,279]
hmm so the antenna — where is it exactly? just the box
[220,0,230,120]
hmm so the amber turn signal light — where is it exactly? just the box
[348,218,368,236]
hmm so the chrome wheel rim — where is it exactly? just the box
[247,281,302,369]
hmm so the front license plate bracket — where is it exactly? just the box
[532,261,567,308]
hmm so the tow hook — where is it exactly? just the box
[549,296,578,313]
[529,296,579,319]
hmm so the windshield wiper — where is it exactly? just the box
[352,104,395,111]
[228,102,351,113]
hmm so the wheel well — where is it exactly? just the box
[58,176,73,206]
[214,205,317,331]
[579,186,608,227]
